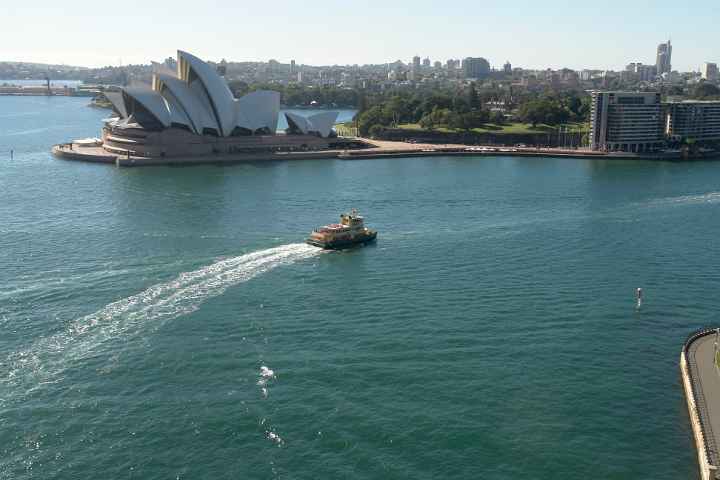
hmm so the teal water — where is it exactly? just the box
[0,96,717,479]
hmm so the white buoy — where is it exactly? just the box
[636,288,643,309]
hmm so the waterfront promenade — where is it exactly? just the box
[53,137,696,167]
[682,329,720,480]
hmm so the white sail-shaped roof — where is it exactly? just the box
[308,111,339,138]
[284,112,310,134]
[161,87,193,130]
[111,50,338,139]
[178,50,235,136]
[235,90,280,133]
[105,91,128,118]
[284,111,338,138]
[123,86,171,127]
[154,73,219,134]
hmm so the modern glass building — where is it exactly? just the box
[665,101,720,143]
[462,57,491,80]
[590,91,664,152]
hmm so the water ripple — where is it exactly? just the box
[0,244,320,404]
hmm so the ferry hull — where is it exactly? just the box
[306,232,377,250]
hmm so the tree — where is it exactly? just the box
[368,125,385,138]
[419,107,452,130]
[419,113,436,130]
[518,98,570,127]
[664,85,684,97]
[227,80,249,98]
[448,112,466,131]
[518,100,544,127]
[357,89,369,114]
[465,109,489,128]
[576,96,591,122]
[357,105,391,136]
[489,110,506,125]
[452,94,470,114]
[468,82,480,110]
[382,96,410,126]
[693,82,720,99]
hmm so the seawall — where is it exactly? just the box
[52,140,718,167]
[52,144,340,166]
[681,328,720,480]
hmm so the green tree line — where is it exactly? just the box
[355,83,591,136]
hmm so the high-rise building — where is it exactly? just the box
[216,59,228,77]
[503,61,512,74]
[590,91,664,152]
[422,57,431,68]
[656,40,672,75]
[433,61,442,70]
[290,60,296,75]
[625,62,657,82]
[462,57,491,79]
[701,62,718,81]
[665,101,720,141]
[164,56,177,71]
[412,56,421,70]
[446,59,461,70]
[638,65,657,82]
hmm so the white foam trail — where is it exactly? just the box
[266,430,284,446]
[5,127,52,136]
[0,268,137,301]
[1,243,319,400]
[643,192,720,208]
[257,365,276,387]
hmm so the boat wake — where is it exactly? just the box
[642,192,720,208]
[0,243,319,402]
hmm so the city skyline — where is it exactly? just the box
[2,0,717,72]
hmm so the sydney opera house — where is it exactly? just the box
[84,51,351,160]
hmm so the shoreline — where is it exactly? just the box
[51,138,720,167]
[681,328,720,480]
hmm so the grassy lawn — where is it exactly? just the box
[397,122,588,135]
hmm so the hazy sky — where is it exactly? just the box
[2,0,716,71]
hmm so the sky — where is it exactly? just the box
[1,0,717,72]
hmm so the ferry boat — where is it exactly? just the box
[306,210,377,249]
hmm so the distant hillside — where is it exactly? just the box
[0,61,92,81]
[0,61,88,69]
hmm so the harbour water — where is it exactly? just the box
[1,96,718,479]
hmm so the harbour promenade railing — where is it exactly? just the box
[683,327,720,472]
